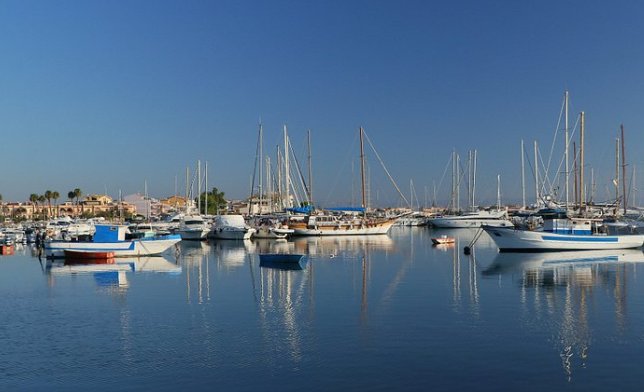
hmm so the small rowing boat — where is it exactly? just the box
[431,235,455,245]
[259,253,305,263]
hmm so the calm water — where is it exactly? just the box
[2,227,644,391]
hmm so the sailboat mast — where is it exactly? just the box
[144,180,149,222]
[521,139,526,209]
[497,174,501,210]
[266,156,272,213]
[185,166,190,213]
[579,112,585,212]
[472,149,477,210]
[359,127,367,213]
[564,90,569,209]
[259,123,263,215]
[621,124,627,215]
[456,153,460,211]
[451,150,456,211]
[284,125,290,209]
[534,140,539,205]
[276,145,282,210]
[205,161,208,215]
[307,129,313,206]
[197,160,201,214]
[573,142,578,208]
[615,137,620,215]
[467,151,472,211]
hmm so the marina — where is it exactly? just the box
[2,226,644,390]
[3,1,644,390]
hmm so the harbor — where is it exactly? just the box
[2,226,644,390]
[4,1,644,390]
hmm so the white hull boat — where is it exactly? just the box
[209,215,255,240]
[176,215,210,241]
[252,217,294,239]
[45,225,181,258]
[289,215,396,236]
[483,224,644,252]
[431,210,513,228]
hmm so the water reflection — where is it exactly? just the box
[444,237,480,316]
[482,249,644,381]
[212,240,254,269]
[45,255,181,292]
[255,249,311,365]
[290,235,395,258]
[181,241,212,304]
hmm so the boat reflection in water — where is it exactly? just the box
[46,255,181,290]
[259,257,307,271]
[482,249,644,381]
[212,240,255,270]
[290,235,395,259]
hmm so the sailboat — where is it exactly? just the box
[483,112,644,251]
[288,127,399,236]
[431,152,513,228]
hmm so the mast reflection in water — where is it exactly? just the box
[483,249,643,382]
[3,229,644,391]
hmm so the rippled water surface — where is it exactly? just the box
[2,227,644,391]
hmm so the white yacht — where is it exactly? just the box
[209,215,255,240]
[430,209,513,228]
[252,217,294,239]
[176,215,210,241]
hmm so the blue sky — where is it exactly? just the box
[1,1,643,207]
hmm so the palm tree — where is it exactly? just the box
[67,191,76,216]
[52,191,60,217]
[30,193,39,219]
[37,195,46,220]
[44,190,53,218]
[74,188,82,214]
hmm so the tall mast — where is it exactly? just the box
[259,122,263,215]
[496,174,501,210]
[615,137,620,215]
[144,180,149,222]
[564,90,570,209]
[276,145,282,210]
[205,161,208,215]
[283,125,290,209]
[534,140,539,205]
[197,160,201,214]
[621,124,627,215]
[456,153,460,211]
[573,142,578,208]
[307,129,313,206]
[451,150,456,211]
[185,166,190,213]
[359,127,367,213]
[266,157,272,213]
[579,112,585,212]
[472,150,477,210]
[467,150,472,210]
[521,139,526,209]
[590,167,595,204]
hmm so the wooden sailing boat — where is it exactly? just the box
[288,127,399,236]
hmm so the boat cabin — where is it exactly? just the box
[93,225,127,242]
[543,218,602,235]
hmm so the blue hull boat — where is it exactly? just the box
[259,253,305,263]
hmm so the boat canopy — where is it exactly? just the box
[286,206,314,214]
[326,207,366,213]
